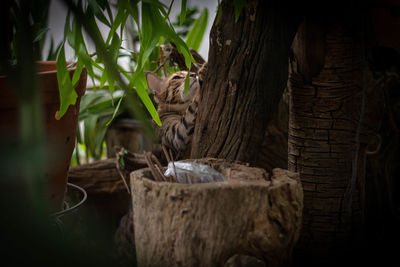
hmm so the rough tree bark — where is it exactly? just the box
[185,0,398,265]
[190,0,301,165]
[288,8,383,264]
[131,159,303,267]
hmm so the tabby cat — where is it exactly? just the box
[146,64,206,158]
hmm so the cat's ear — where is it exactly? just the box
[146,72,162,94]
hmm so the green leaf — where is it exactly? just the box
[167,0,175,16]
[184,72,190,94]
[135,71,162,126]
[47,39,63,61]
[179,0,187,26]
[173,38,194,69]
[105,2,128,45]
[77,43,95,78]
[137,4,162,71]
[99,66,116,93]
[105,2,114,24]
[83,115,99,159]
[95,8,111,27]
[88,0,111,27]
[67,19,77,48]
[33,27,49,43]
[54,41,64,57]
[106,94,124,126]
[110,33,121,60]
[64,11,71,41]
[128,2,194,126]
[79,90,124,121]
[72,58,84,87]
[234,0,247,22]
[80,93,107,115]
[82,112,110,160]
[46,38,54,60]
[185,8,208,52]
[127,1,139,24]
[100,69,108,88]
[80,90,125,159]
[138,3,193,71]
[56,44,78,119]
[70,19,96,78]
[142,0,168,16]
[108,71,115,92]
[80,90,123,111]
[93,118,108,158]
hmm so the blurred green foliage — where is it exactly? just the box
[69,1,209,163]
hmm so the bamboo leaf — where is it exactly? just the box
[66,20,76,48]
[33,27,49,43]
[108,71,115,92]
[95,8,111,27]
[142,0,168,16]
[106,94,124,126]
[47,40,63,61]
[137,3,162,71]
[133,70,161,126]
[77,43,95,78]
[137,82,161,126]
[179,0,187,26]
[129,2,193,126]
[64,11,71,41]
[56,44,78,119]
[185,8,208,52]
[184,71,190,94]
[110,33,121,60]
[105,3,114,24]
[72,58,84,87]
[93,118,108,158]
[127,1,139,24]
[105,3,128,45]
[79,93,106,116]
[54,41,64,58]
[83,115,99,158]
[167,0,175,16]
[46,38,54,60]
[79,90,124,119]
[88,0,111,27]
[147,3,194,69]
[100,68,108,88]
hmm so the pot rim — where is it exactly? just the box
[0,61,77,78]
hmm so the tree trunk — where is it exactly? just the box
[288,10,383,263]
[190,0,301,164]
[131,159,303,267]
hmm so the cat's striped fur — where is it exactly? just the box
[146,69,202,158]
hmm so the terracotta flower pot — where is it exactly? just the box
[0,61,87,212]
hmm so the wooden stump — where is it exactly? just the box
[131,158,303,267]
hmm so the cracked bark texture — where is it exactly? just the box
[131,159,303,267]
[288,10,383,263]
[190,0,301,165]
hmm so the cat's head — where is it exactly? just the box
[146,71,199,106]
